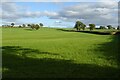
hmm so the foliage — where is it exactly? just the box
[27,24,31,27]
[82,24,86,30]
[18,25,22,28]
[89,24,95,31]
[74,21,86,31]
[11,23,15,27]
[22,24,26,28]
[39,23,43,27]
[117,26,120,30]
[28,24,40,30]
[107,25,113,29]
[31,24,35,29]
[35,24,40,30]
[99,26,106,29]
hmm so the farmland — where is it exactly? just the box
[1,27,120,78]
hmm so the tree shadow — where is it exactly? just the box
[24,28,33,31]
[94,34,120,62]
[78,31,111,35]
[2,46,58,57]
[2,46,119,79]
[115,31,120,35]
[90,34,120,76]
[56,28,117,35]
[2,46,118,79]
[56,29,75,32]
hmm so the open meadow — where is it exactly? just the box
[1,27,120,78]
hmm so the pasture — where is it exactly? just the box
[1,27,120,78]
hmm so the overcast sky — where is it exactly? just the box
[0,0,119,28]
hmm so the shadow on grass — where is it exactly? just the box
[56,28,118,35]
[24,28,33,31]
[78,31,111,35]
[115,31,120,35]
[2,46,58,57]
[93,34,120,63]
[56,29,75,32]
[2,46,119,79]
[89,34,120,79]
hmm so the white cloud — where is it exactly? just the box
[53,2,118,26]
[1,1,118,26]
[2,3,18,13]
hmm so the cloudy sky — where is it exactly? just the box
[0,0,119,28]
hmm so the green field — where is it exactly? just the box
[1,28,120,78]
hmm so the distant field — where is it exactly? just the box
[1,27,120,78]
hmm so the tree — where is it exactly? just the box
[11,23,15,27]
[31,24,35,29]
[107,25,112,29]
[74,21,85,31]
[18,25,22,28]
[74,21,80,31]
[39,23,43,27]
[27,24,31,27]
[82,24,86,30]
[89,24,95,31]
[99,26,106,29]
[117,26,119,30]
[22,24,26,28]
[27,24,40,30]
[35,24,40,30]
[27,24,33,29]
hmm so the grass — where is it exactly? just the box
[1,27,120,79]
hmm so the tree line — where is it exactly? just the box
[2,21,120,30]
[74,21,120,31]
[2,23,44,30]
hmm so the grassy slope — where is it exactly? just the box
[2,28,120,78]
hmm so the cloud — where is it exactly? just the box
[1,2,25,22]
[1,1,118,26]
[1,3,59,23]
[52,2,118,26]
[55,20,62,23]
[2,2,18,13]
